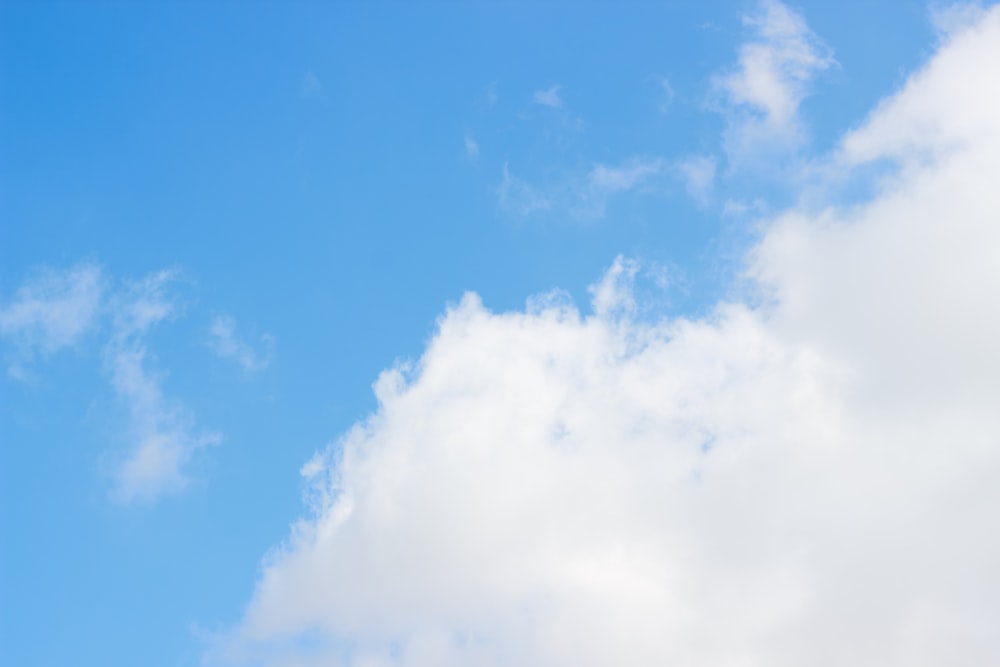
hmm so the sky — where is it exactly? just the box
[2,1,999,665]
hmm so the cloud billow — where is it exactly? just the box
[219,8,1000,666]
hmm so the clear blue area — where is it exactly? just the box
[1,2,935,665]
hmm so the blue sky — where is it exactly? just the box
[3,2,1000,666]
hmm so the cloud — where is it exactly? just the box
[532,84,563,108]
[497,158,665,220]
[0,263,104,373]
[463,135,479,159]
[216,8,1000,666]
[674,154,717,206]
[2,263,223,503]
[579,158,665,217]
[496,162,551,216]
[712,0,835,164]
[106,270,220,504]
[301,72,323,97]
[658,77,675,114]
[929,1,989,38]
[209,314,274,373]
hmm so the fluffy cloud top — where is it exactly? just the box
[219,8,1000,666]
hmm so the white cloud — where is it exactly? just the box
[216,8,1000,666]
[929,1,989,38]
[580,158,664,218]
[658,77,675,114]
[106,270,220,504]
[463,135,479,159]
[498,158,665,220]
[532,84,563,108]
[0,263,103,373]
[209,314,274,374]
[674,154,717,206]
[3,263,226,503]
[713,0,835,164]
[496,162,551,216]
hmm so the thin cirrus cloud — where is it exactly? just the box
[463,135,480,159]
[495,162,551,216]
[214,8,1000,666]
[497,155,717,218]
[0,264,229,504]
[0,262,103,375]
[105,270,220,504]
[209,314,274,374]
[711,0,835,165]
[674,154,717,206]
[532,84,563,108]
[497,157,666,220]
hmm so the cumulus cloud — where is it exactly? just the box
[106,270,220,504]
[209,315,274,374]
[217,8,1000,666]
[0,263,103,374]
[713,0,835,165]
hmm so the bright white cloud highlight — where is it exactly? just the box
[209,315,274,373]
[0,263,103,373]
[218,8,1000,666]
[713,0,835,164]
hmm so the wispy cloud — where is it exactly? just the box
[712,0,835,164]
[105,270,219,504]
[464,135,480,159]
[580,157,665,217]
[300,71,323,97]
[485,81,498,108]
[496,157,666,220]
[0,263,103,374]
[209,314,274,374]
[674,154,717,206]
[2,263,225,504]
[658,77,675,114]
[496,162,551,216]
[532,84,563,108]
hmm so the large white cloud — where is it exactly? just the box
[219,8,1000,666]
